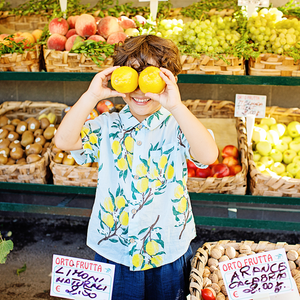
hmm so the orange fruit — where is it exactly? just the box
[138,66,166,94]
[111,66,139,93]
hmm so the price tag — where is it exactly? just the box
[235,94,266,118]
[219,248,299,300]
[50,254,115,300]
[238,0,269,18]
[59,0,67,18]
[139,0,166,20]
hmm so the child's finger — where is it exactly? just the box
[145,92,160,102]
[159,69,176,85]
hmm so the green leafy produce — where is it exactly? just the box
[277,0,300,20]
[0,36,37,56]
[0,232,13,264]
[0,0,11,11]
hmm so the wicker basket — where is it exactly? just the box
[43,46,114,73]
[50,150,98,187]
[180,55,245,75]
[248,53,300,76]
[0,101,67,184]
[184,100,248,195]
[0,14,49,31]
[249,106,300,197]
[189,240,300,300]
[0,44,41,72]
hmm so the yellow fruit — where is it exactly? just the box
[111,66,139,93]
[89,133,98,144]
[151,180,162,188]
[83,143,92,150]
[127,153,133,168]
[159,155,167,169]
[174,184,184,199]
[136,163,147,177]
[132,253,144,268]
[38,113,48,121]
[149,167,159,179]
[136,177,149,193]
[102,213,114,228]
[47,112,57,124]
[81,126,89,138]
[138,66,166,94]
[142,264,153,270]
[124,136,134,153]
[112,140,121,155]
[117,157,128,170]
[103,197,114,212]
[178,197,187,213]
[115,196,126,209]
[119,211,129,226]
[151,255,163,267]
[146,240,159,256]
[165,164,174,180]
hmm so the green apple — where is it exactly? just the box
[270,149,283,162]
[280,172,294,178]
[253,151,262,162]
[293,136,300,142]
[256,141,272,156]
[256,123,269,131]
[289,140,300,152]
[269,123,286,137]
[287,121,300,138]
[270,162,286,175]
[286,162,300,177]
[280,136,293,144]
[261,168,277,177]
[295,170,300,179]
[266,130,280,146]
[274,140,288,153]
[292,155,300,165]
[260,117,276,128]
[252,126,267,143]
[255,161,266,172]
[283,149,297,164]
[260,156,274,168]
[298,151,300,156]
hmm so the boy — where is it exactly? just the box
[54,35,218,300]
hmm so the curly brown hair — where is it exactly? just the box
[113,35,182,76]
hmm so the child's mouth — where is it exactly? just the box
[132,97,151,104]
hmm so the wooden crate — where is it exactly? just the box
[180,55,245,75]
[189,240,300,300]
[248,53,300,77]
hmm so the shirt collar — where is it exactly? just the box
[119,105,171,131]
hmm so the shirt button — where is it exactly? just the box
[130,238,135,244]
[138,124,142,129]
[134,175,139,180]
[131,209,137,215]
[137,140,142,146]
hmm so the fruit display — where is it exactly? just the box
[251,116,300,178]
[187,145,242,179]
[0,113,57,166]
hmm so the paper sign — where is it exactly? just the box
[50,254,115,300]
[219,248,296,300]
[234,94,266,118]
[238,0,269,7]
[139,0,166,20]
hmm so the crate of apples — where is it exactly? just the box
[187,145,242,179]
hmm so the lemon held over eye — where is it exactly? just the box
[111,66,139,93]
[138,66,166,94]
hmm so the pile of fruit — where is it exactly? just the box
[0,112,57,165]
[187,145,242,178]
[252,116,300,178]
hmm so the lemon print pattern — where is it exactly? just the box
[83,143,92,151]
[165,164,175,180]
[119,211,129,226]
[81,126,89,138]
[136,177,149,193]
[132,253,144,268]
[174,184,184,199]
[102,213,114,228]
[145,240,159,256]
[127,153,133,168]
[159,155,167,169]
[124,136,134,153]
[177,197,187,213]
[89,133,98,144]
[136,163,147,177]
[151,255,163,267]
[103,197,114,213]
[115,196,125,209]
[117,157,128,170]
[112,140,121,156]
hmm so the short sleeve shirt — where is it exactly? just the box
[71,105,208,271]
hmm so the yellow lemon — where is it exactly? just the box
[165,164,174,180]
[178,197,187,213]
[138,66,166,94]
[117,157,128,170]
[132,253,144,268]
[149,167,159,179]
[136,177,149,193]
[142,264,153,270]
[174,184,184,199]
[97,150,100,159]
[81,126,89,138]
[115,196,126,209]
[136,163,147,177]
[151,255,163,267]
[103,197,114,212]
[119,211,129,226]
[112,140,121,155]
[83,143,92,150]
[127,153,133,168]
[151,180,162,189]
[124,136,134,153]
[111,66,139,93]
[159,155,168,169]
[89,133,98,144]
[102,213,114,228]
[146,240,159,256]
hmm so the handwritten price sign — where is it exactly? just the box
[234,94,266,118]
[219,248,296,300]
[50,254,115,300]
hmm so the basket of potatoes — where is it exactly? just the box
[189,240,300,300]
[0,100,67,183]
[50,144,98,187]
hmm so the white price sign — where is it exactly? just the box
[234,94,266,118]
[238,0,269,7]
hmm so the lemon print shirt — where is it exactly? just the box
[71,105,209,271]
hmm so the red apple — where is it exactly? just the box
[229,164,242,176]
[221,145,239,159]
[222,156,239,167]
[96,99,116,114]
[188,168,196,177]
[195,167,211,178]
[211,163,230,178]
[187,159,198,170]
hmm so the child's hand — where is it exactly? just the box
[145,67,182,113]
[86,66,126,102]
